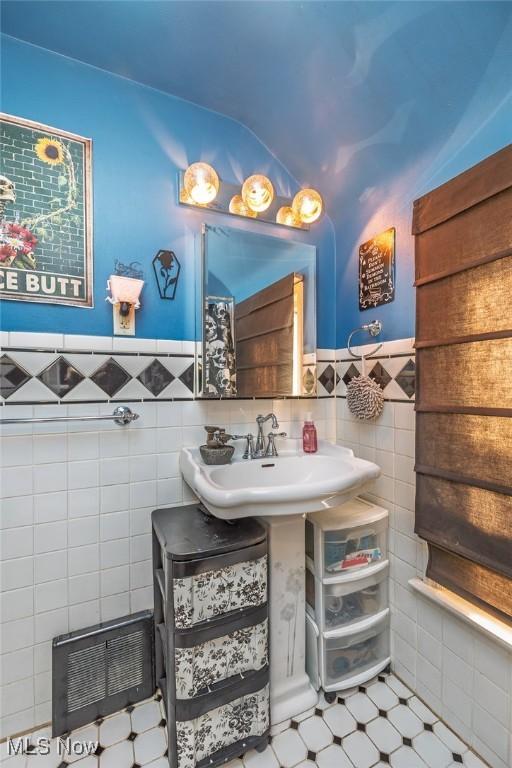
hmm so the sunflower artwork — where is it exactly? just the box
[0,113,93,306]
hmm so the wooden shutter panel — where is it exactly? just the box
[234,273,302,397]
[413,144,512,623]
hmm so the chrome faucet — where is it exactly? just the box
[232,415,286,459]
[254,413,279,458]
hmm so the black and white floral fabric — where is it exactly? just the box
[175,619,268,699]
[173,556,267,629]
[176,685,269,768]
[204,298,237,396]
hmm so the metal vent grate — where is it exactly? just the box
[67,642,107,712]
[53,611,154,736]
[108,630,145,695]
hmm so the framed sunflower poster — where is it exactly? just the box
[0,113,93,306]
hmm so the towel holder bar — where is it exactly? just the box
[347,320,383,358]
[0,405,139,426]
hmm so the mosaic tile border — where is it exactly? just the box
[0,334,416,405]
[0,349,339,405]
[335,338,416,402]
[0,348,197,404]
[336,354,416,402]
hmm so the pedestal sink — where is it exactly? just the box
[180,440,380,725]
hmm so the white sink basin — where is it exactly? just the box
[180,440,380,518]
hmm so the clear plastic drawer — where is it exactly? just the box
[306,498,388,579]
[322,611,389,689]
[306,561,388,631]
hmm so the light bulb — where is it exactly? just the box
[184,162,219,205]
[229,194,257,218]
[292,188,323,224]
[276,206,300,227]
[241,174,274,213]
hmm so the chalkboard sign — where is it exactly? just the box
[359,227,395,310]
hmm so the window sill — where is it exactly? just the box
[409,577,512,651]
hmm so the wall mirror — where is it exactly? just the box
[197,224,316,398]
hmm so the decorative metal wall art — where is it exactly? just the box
[153,249,180,300]
[0,113,93,306]
[114,260,144,280]
[359,227,395,310]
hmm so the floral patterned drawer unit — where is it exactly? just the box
[173,555,267,629]
[152,504,270,768]
[175,618,268,699]
[176,684,270,768]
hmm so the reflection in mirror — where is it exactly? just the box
[199,224,316,398]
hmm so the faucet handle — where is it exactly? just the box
[265,431,287,457]
[232,433,255,459]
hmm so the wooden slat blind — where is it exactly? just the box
[234,273,302,397]
[413,144,512,623]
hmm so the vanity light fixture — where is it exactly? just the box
[241,174,274,213]
[292,188,323,224]
[106,274,144,336]
[178,166,324,230]
[276,205,300,227]
[183,162,219,205]
[229,194,257,218]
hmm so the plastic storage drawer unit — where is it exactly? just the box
[306,497,388,579]
[305,497,390,697]
[306,560,388,632]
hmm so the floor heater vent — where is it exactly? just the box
[53,611,154,736]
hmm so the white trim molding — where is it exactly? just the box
[409,577,512,652]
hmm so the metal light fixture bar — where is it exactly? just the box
[177,171,309,231]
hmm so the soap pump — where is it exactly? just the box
[302,412,318,453]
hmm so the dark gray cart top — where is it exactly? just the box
[152,504,266,561]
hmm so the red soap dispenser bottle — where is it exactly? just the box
[302,411,318,453]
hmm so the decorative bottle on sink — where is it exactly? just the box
[302,412,318,453]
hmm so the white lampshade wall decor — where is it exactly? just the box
[106,274,144,336]
[179,162,323,230]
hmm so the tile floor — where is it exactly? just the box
[1,671,489,768]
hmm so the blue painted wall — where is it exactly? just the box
[334,10,512,346]
[3,0,510,349]
[0,36,336,346]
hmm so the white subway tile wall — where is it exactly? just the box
[2,333,511,768]
[336,340,512,768]
[0,333,336,739]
